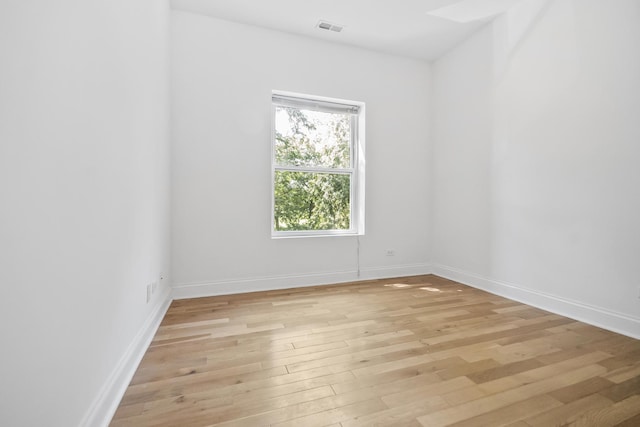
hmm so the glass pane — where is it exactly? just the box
[274,106,351,169]
[274,171,351,231]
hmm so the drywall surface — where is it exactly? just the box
[171,11,432,294]
[432,0,640,336]
[0,1,170,425]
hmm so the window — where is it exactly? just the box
[271,91,365,237]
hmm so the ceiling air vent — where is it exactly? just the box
[317,20,343,33]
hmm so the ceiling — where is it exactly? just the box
[170,0,524,61]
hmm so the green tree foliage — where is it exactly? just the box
[274,107,351,231]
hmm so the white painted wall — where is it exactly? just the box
[0,1,171,426]
[432,0,640,337]
[171,11,432,296]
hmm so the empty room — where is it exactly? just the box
[1,0,639,426]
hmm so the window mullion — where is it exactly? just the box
[274,165,354,175]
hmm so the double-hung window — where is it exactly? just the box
[271,91,365,237]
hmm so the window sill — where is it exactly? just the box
[271,231,363,239]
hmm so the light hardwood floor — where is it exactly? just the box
[111,275,640,426]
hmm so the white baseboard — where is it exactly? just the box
[359,263,433,280]
[79,289,173,427]
[172,263,433,299]
[431,263,640,340]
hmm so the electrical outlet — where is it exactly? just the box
[146,284,152,303]
[385,249,396,256]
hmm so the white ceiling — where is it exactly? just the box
[170,0,524,61]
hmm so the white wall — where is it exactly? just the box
[171,11,432,296]
[432,0,640,338]
[0,1,171,426]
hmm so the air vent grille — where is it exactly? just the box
[317,20,343,33]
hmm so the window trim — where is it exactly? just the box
[271,90,365,238]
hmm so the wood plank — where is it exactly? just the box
[446,394,563,427]
[523,393,613,426]
[416,364,607,427]
[548,376,615,403]
[567,395,640,426]
[599,375,640,402]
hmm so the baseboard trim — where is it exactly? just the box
[431,263,640,340]
[79,289,173,427]
[172,263,433,299]
[359,263,433,280]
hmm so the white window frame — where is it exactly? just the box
[271,90,365,238]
